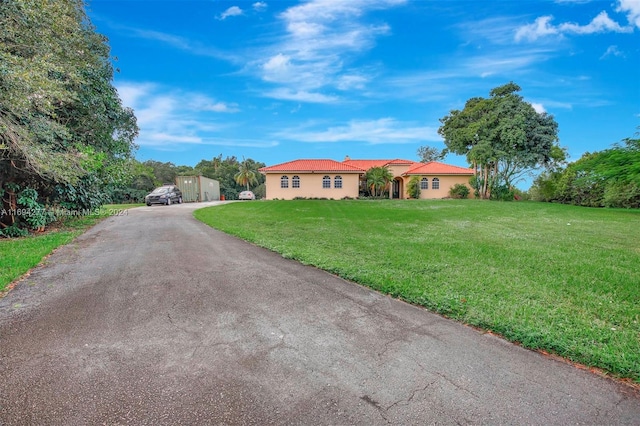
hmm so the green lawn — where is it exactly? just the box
[194,199,640,382]
[0,204,142,293]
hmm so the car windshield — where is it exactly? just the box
[151,187,169,194]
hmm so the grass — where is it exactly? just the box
[0,204,143,293]
[194,199,640,382]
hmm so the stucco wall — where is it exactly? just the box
[264,173,361,200]
[403,175,473,199]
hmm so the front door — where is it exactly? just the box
[392,179,400,199]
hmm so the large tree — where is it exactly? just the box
[1,0,138,234]
[438,82,563,199]
[416,145,444,163]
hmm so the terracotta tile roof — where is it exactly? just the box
[404,161,474,175]
[385,159,416,165]
[259,159,365,173]
[342,159,388,170]
[343,159,416,170]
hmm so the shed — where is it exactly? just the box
[175,176,220,202]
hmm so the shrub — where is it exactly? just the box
[603,181,640,208]
[449,183,470,199]
[407,176,421,199]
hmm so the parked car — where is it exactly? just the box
[238,190,256,200]
[145,185,183,206]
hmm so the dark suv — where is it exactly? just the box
[145,185,183,206]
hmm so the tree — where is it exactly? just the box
[438,82,562,199]
[195,155,265,200]
[417,146,444,163]
[1,0,138,235]
[530,130,640,208]
[234,157,259,190]
[365,166,393,198]
[143,160,178,186]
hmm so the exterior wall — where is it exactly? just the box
[198,176,220,201]
[386,163,412,177]
[403,175,473,199]
[176,176,220,202]
[264,173,360,200]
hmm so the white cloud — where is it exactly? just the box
[253,2,267,12]
[274,118,440,144]
[115,82,244,148]
[127,28,240,62]
[336,74,369,90]
[515,7,633,42]
[262,53,291,76]
[600,45,624,59]
[262,88,338,103]
[617,0,640,28]
[515,16,559,41]
[559,11,631,34]
[189,95,241,113]
[531,103,546,113]
[218,6,243,20]
[252,0,405,102]
[464,49,553,78]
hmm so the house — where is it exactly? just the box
[259,158,474,200]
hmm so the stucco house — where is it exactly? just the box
[259,158,474,200]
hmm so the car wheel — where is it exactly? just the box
[166,198,171,205]
[146,202,151,206]
[178,197,183,204]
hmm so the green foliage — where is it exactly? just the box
[0,224,28,238]
[438,82,562,199]
[603,182,640,208]
[234,157,259,190]
[0,186,56,236]
[407,176,421,199]
[416,145,443,163]
[529,133,640,208]
[449,183,470,199]
[364,166,393,197]
[195,154,265,200]
[0,0,138,235]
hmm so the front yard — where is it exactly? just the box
[194,199,640,383]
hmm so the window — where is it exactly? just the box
[420,177,428,190]
[432,177,440,190]
[292,175,300,188]
[322,175,331,189]
[334,175,342,189]
[281,175,289,188]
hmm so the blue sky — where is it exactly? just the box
[88,0,639,187]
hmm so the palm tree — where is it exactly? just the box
[365,166,393,197]
[234,158,258,190]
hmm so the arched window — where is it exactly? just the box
[432,177,440,190]
[334,175,342,189]
[322,175,331,189]
[292,175,300,188]
[420,177,428,190]
[280,175,289,188]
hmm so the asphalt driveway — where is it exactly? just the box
[1,202,639,425]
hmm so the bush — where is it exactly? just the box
[449,183,470,199]
[0,187,58,237]
[407,176,421,199]
[603,181,640,208]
